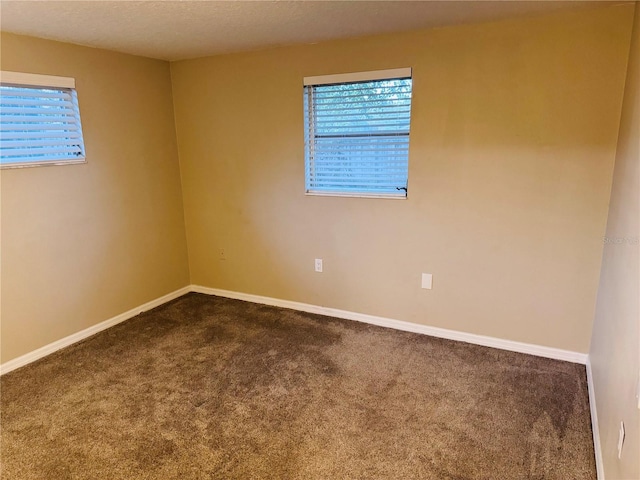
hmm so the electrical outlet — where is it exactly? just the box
[219,249,226,261]
[617,421,625,459]
[421,273,433,289]
[315,258,323,273]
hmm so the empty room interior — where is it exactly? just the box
[0,1,638,479]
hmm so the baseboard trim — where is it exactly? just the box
[0,286,191,376]
[1,284,588,375]
[586,357,605,479]
[191,285,588,364]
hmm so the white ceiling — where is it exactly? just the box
[0,1,620,61]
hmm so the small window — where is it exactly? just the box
[0,71,86,168]
[303,68,413,198]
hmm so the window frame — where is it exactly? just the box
[303,67,413,199]
[0,70,86,169]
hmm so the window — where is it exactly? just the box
[0,71,85,168]
[303,68,412,198]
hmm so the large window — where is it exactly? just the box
[0,71,85,168]
[303,68,412,198]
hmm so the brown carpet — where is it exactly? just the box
[1,293,595,479]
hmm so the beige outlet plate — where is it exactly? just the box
[617,421,625,459]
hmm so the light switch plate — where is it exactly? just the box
[421,273,433,289]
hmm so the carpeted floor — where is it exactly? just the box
[1,293,595,479]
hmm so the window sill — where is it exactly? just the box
[0,158,87,169]
[305,191,407,200]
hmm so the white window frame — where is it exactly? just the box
[303,67,412,199]
[0,70,86,169]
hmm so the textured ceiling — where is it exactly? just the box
[0,1,621,61]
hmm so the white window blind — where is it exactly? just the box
[304,68,412,198]
[1,71,85,168]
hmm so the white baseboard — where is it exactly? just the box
[586,357,605,480]
[1,284,588,376]
[191,285,588,365]
[0,286,191,375]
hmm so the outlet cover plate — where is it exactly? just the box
[618,421,625,459]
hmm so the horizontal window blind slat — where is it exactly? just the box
[0,87,72,99]
[312,153,409,159]
[314,90,411,98]
[312,138,409,144]
[314,111,411,119]
[307,183,406,188]
[310,169,408,176]
[314,84,411,93]
[314,99,412,108]
[316,107,411,114]
[308,178,405,183]
[312,150,409,156]
[314,91,412,101]
[315,118,411,127]
[310,173,407,178]
[315,111,412,118]
[312,148,411,153]
[314,106,412,114]
[1,146,83,156]
[312,166,408,171]
[314,100,412,108]
[311,156,407,165]
[0,106,75,115]
[313,141,409,146]
[315,125,409,134]
[315,129,410,134]
[0,124,81,132]
[1,115,78,123]
[311,166,408,172]
[312,150,409,155]
[0,98,74,108]
[1,138,82,148]
[315,129,411,134]
[313,100,412,108]
[310,178,407,184]
[311,164,409,170]
[315,133,409,139]
[309,168,408,175]
[315,127,409,134]
[311,159,407,165]
[314,110,411,119]
[315,126,409,132]
[314,136,408,142]
[0,131,82,140]
[313,157,409,163]
[308,183,406,189]
[313,139,409,145]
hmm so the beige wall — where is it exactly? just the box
[0,5,634,366]
[590,4,640,479]
[171,5,634,353]
[0,34,190,363]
